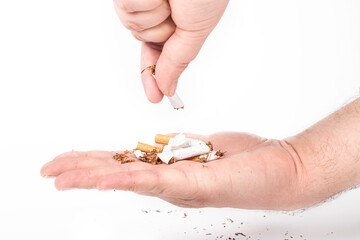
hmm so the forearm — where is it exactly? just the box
[286,97,360,205]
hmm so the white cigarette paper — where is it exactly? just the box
[157,133,211,163]
[134,150,143,158]
[205,151,221,161]
[167,93,184,110]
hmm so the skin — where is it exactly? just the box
[40,1,360,210]
[113,0,229,102]
[40,98,360,210]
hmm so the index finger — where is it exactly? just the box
[141,42,164,103]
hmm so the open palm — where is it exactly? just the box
[41,132,307,210]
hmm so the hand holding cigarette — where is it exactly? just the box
[113,0,229,103]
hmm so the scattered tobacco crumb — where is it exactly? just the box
[215,150,225,157]
[141,64,156,75]
[183,213,187,218]
[227,218,234,223]
[141,210,148,213]
[113,152,135,164]
[235,232,246,237]
[155,210,160,213]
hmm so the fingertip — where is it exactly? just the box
[54,177,67,191]
[40,165,47,178]
[141,73,164,103]
[40,161,63,178]
[40,162,54,178]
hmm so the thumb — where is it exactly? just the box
[155,28,207,96]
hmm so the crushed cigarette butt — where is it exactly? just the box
[167,93,184,110]
[113,133,225,165]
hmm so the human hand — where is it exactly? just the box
[114,0,229,102]
[40,132,314,210]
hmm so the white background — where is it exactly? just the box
[0,0,360,239]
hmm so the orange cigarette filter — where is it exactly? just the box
[155,134,175,145]
[136,142,163,153]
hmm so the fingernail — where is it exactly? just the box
[168,80,178,97]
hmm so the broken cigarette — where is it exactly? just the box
[136,142,163,153]
[167,93,184,110]
[155,134,174,145]
[158,144,210,163]
[155,134,212,163]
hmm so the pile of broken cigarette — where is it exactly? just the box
[113,133,224,165]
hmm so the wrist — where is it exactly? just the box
[284,99,360,207]
[283,135,336,208]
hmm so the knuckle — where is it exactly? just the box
[163,51,190,69]
[131,31,145,42]
[151,0,163,8]
[124,20,143,32]
[117,0,135,13]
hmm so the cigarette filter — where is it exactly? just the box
[155,134,174,145]
[136,142,163,153]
